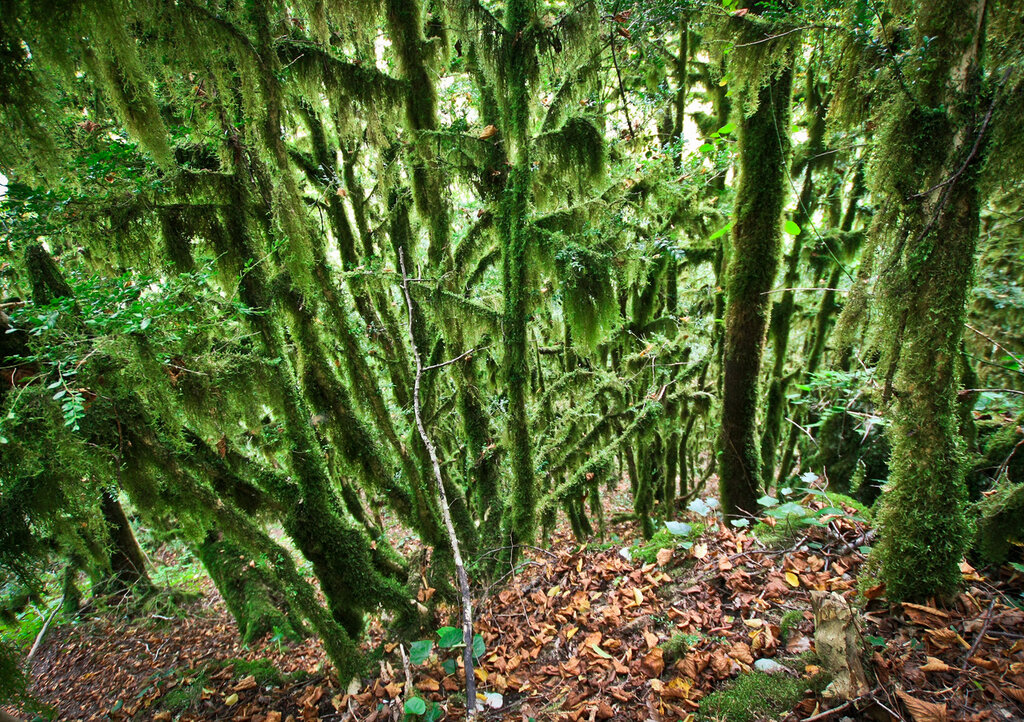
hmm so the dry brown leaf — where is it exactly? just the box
[896,690,948,722]
[656,547,673,567]
[478,124,498,139]
[902,603,950,628]
[640,648,664,677]
[727,642,754,665]
[417,676,440,692]
[863,583,886,600]
[709,649,733,678]
[234,675,257,692]
[643,629,659,650]
[919,656,953,673]
[925,628,960,649]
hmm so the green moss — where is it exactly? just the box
[974,476,1024,564]
[778,610,804,642]
[222,658,285,687]
[631,522,704,565]
[660,632,702,665]
[698,668,821,722]
[158,671,208,712]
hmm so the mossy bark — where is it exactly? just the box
[873,0,987,601]
[717,59,794,519]
[499,0,538,551]
[199,531,302,643]
[95,491,152,597]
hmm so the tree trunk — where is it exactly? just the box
[717,50,794,519]
[873,0,987,601]
[96,491,152,597]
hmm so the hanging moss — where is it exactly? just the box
[554,242,618,351]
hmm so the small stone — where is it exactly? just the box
[754,658,789,675]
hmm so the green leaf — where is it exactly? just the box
[409,640,433,665]
[699,142,714,153]
[757,495,778,508]
[424,702,443,722]
[140,317,151,331]
[709,222,733,241]
[404,697,427,715]
[718,122,736,134]
[472,633,485,659]
[730,518,750,528]
[664,521,693,536]
[441,658,457,675]
[437,626,463,648]
[784,220,801,236]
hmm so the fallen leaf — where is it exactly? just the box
[902,603,949,628]
[478,124,498,140]
[919,656,953,673]
[224,693,239,706]
[656,547,673,567]
[234,675,257,692]
[692,543,708,560]
[864,583,886,600]
[896,690,947,722]
[785,571,800,588]
[640,648,664,677]
[727,642,753,665]
[643,629,659,649]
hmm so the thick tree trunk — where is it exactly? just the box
[717,59,794,519]
[96,491,152,597]
[873,0,987,600]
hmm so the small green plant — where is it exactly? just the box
[404,695,443,721]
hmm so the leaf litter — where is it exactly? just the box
[10,494,1024,722]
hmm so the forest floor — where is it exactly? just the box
[12,484,1024,722]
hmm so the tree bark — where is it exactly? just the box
[718,50,794,519]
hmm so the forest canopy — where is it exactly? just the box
[1,0,1024,716]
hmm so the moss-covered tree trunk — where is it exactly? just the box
[717,51,794,519]
[499,0,537,550]
[199,531,302,643]
[873,0,988,601]
[95,491,152,597]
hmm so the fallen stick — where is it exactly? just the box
[27,596,63,662]
[962,598,998,670]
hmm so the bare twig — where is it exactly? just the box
[962,598,998,670]
[398,248,478,717]
[399,643,413,700]
[965,323,1024,371]
[422,346,489,372]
